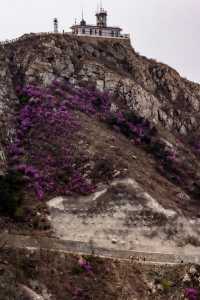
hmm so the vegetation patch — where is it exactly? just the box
[0,170,24,217]
[5,80,200,204]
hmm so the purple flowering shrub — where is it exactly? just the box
[151,139,200,199]
[7,80,200,202]
[188,136,200,157]
[78,257,93,273]
[10,81,159,200]
[194,142,200,155]
[49,80,111,116]
[185,288,199,300]
[48,80,157,146]
[106,111,157,144]
[72,288,89,300]
[150,141,183,184]
[9,84,94,200]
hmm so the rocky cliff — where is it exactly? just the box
[1,34,200,133]
[1,33,200,252]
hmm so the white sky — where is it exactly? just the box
[0,0,200,83]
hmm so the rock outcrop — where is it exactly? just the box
[1,33,200,139]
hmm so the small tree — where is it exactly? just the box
[0,170,24,216]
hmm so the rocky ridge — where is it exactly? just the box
[0,33,200,144]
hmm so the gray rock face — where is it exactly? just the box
[0,47,18,172]
[0,33,200,172]
[5,33,199,137]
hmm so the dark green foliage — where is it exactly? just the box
[191,182,200,199]
[92,158,114,183]
[18,94,30,105]
[0,170,24,216]
[71,265,85,275]
[106,110,157,143]
[150,142,166,159]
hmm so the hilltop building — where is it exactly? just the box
[70,7,130,39]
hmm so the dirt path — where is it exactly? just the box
[1,233,200,265]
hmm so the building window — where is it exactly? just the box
[95,29,97,35]
[99,30,102,36]
[82,28,85,34]
[90,28,93,35]
[111,30,114,37]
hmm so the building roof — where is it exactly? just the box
[71,24,122,31]
[95,10,108,16]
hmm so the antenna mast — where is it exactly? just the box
[96,3,99,13]
[100,0,103,11]
[53,18,58,33]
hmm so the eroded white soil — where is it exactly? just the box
[47,178,200,254]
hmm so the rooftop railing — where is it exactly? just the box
[70,32,130,39]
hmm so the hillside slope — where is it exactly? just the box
[0,33,200,262]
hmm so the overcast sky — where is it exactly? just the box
[0,0,199,83]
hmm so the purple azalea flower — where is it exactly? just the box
[185,288,198,300]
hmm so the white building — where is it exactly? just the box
[71,7,130,39]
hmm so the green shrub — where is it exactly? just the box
[161,279,172,292]
[0,170,24,217]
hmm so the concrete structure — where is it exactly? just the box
[71,7,130,39]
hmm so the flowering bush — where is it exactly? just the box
[7,80,199,202]
[9,84,95,200]
[185,288,198,300]
[106,111,157,144]
[48,80,157,146]
[8,81,160,200]
[78,257,93,273]
[151,141,183,184]
[194,143,200,154]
